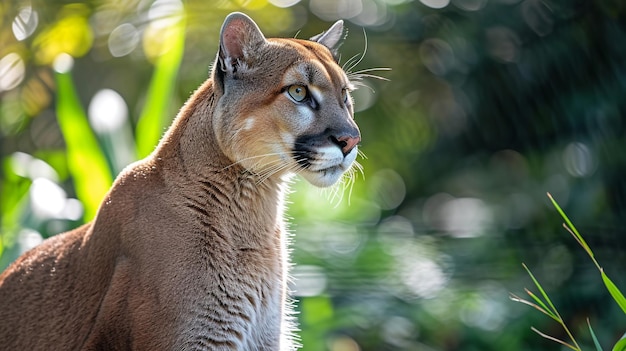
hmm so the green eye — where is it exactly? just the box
[341,88,349,104]
[288,85,308,102]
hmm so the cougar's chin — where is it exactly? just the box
[298,146,358,188]
[300,167,344,187]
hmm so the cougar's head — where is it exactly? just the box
[212,12,361,188]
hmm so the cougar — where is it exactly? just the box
[0,12,362,350]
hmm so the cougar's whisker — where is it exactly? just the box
[345,28,369,74]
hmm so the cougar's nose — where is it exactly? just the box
[332,134,361,156]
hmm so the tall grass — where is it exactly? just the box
[511,193,626,351]
[55,66,113,220]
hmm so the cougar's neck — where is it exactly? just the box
[150,78,286,249]
[152,79,225,171]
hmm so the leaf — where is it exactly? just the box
[510,293,551,316]
[531,327,579,351]
[135,17,186,159]
[547,193,626,316]
[523,263,559,318]
[523,289,559,321]
[587,319,603,351]
[601,269,626,315]
[547,192,594,259]
[55,71,113,220]
[0,158,31,245]
[612,332,626,351]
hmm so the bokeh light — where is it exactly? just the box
[563,142,596,178]
[10,152,58,181]
[52,53,74,73]
[30,178,68,219]
[108,23,140,57]
[269,0,303,8]
[88,89,129,133]
[309,0,391,26]
[419,0,450,9]
[292,265,328,297]
[12,6,39,41]
[0,53,25,92]
[17,229,43,255]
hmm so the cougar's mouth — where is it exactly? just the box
[292,144,358,187]
[294,146,354,170]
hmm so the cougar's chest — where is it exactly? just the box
[171,171,290,348]
[179,229,285,350]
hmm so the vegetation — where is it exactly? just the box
[2,0,626,350]
[511,193,626,351]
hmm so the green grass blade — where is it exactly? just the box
[601,269,626,315]
[547,192,594,259]
[523,289,559,321]
[510,293,548,313]
[55,71,113,220]
[521,263,582,350]
[612,332,626,351]
[531,327,579,350]
[547,194,626,315]
[523,263,559,316]
[1,158,31,242]
[135,17,186,159]
[587,319,604,351]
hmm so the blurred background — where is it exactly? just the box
[2,0,626,349]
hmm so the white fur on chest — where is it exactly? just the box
[178,269,287,350]
[173,172,297,350]
[176,216,296,350]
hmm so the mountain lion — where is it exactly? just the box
[0,12,363,351]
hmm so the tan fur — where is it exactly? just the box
[0,12,360,351]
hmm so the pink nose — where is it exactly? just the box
[335,135,361,155]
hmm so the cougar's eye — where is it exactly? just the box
[341,88,349,104]
[288,85,308,102]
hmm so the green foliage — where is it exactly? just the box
[510,263,581,350]
[589,321,603,351]
[512,193,626,350]
[55,69,113,221]
[613,334,626,351]
[549,193,626,315]
[136,16,186,159]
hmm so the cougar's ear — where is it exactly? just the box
[217,12,266,76]
[310,20,345,55]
